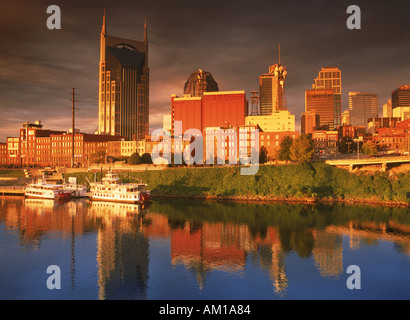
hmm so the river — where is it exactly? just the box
[0,196,409,300]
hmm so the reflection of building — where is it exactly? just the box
[98,12,149,140]
[2,197,410,299]
[348,92,378,127]
[144,208,290,293]
[312,230,344,278]
[91,201,149,300]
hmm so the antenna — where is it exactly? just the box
[70,88,79,168]
[278,43,281,65]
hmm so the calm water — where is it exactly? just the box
[0,196,409,300]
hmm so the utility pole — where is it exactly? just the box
[70,88,79,168]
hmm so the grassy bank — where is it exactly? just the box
[67,162,410,205]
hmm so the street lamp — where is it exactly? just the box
[353,136,363,160]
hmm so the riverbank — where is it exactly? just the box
[66,162,410,207]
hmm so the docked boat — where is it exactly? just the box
[88,172,150,204]
[63,177,88,198]
[24,179,72,200]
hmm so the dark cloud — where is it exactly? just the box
[0,0,409,141]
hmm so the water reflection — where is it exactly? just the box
[90,201,149,300]
[0,196,409,299]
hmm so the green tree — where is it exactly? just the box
[290,134,315,163]
[259,146,268,164]
[141,153,153,164]
[128,152,142,165]
[338,137,355,154]
[361,140,378,155]
[278,136,293,161]
[90,149,106,164]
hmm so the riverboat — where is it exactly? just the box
[24,179,72,200]
[88,172,150,204]
[63,177,88,198]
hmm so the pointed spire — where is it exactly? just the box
[102,8,106,34]
[143,16,148,43]
[278,43,281,65]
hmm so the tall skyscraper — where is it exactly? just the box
[98,12,149,141]
[392,85,410,109]
[259,46,287,115]
[305,89,334,130]
[392,85,410,120]
[348,92,378,127]
[311,67,342,128]
[184,69,219,97]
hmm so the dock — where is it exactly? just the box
[0,186,25,196]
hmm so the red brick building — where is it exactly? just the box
[0,143,6,166]
[171,91,248,135]
[259,131,299,158]
[0,121,123,167]
[312,130,338,157]
[370,119,410,152]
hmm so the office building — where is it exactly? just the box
[245,111,295,133]
[311,67,342,128]
[98,12,149,141]
[392,85,410,110]
[184,69,219,97]
[348,92,378,127]
[341,110,350,125]
[367,117,400,134]
[383,99,392,118]
[259,47,287,115]
[305,89,334,130]
[301,111,320,134]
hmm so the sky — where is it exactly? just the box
[0,0,409,141]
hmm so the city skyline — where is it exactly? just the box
[0,0,409,142]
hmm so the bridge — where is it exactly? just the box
[326,156,410,171]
